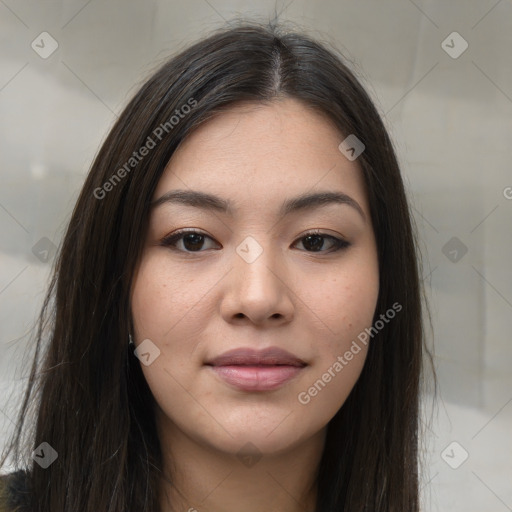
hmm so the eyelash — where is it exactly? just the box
[159,229,351,254]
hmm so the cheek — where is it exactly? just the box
[130,252,207,341]
[131,254,166,336]
[295,277,377,422]
[130,252,222,396]
[298,250,379,406]
[305,256,379,347]
[130,254,203,409]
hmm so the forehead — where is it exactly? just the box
[152,98,369,217]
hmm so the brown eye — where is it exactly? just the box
[160,230,220,252]
[293,231,350,253]
[160,229,350,254]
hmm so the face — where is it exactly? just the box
[130,98,379,458]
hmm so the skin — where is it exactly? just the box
[130,98,380,512]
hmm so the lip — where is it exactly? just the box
[206,346,306,367]
[205,347,307,392]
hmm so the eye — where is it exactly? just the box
[160,229,351,254]
[160,229,219,252]
[293,230,351,253]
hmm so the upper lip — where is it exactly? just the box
[206,347,306,367]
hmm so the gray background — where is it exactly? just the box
[1,1,511,511]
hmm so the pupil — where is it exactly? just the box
[304,235,323,252]
[184,233,204,251]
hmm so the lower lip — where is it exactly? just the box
[208,365,304,391]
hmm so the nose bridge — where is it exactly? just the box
[234,234,279,292]
[224,233,293,323]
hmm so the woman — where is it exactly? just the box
[0,21,433,512]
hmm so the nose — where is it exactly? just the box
[219,237,295,326]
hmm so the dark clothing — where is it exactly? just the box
[0,471,31,512]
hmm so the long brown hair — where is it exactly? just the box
[1,21,434,511]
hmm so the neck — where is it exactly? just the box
[157,418,326,512]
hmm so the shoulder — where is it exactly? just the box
[0,470,32,512]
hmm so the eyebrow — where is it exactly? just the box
[150,189,366,221]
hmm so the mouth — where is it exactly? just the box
[205,347,307,391]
